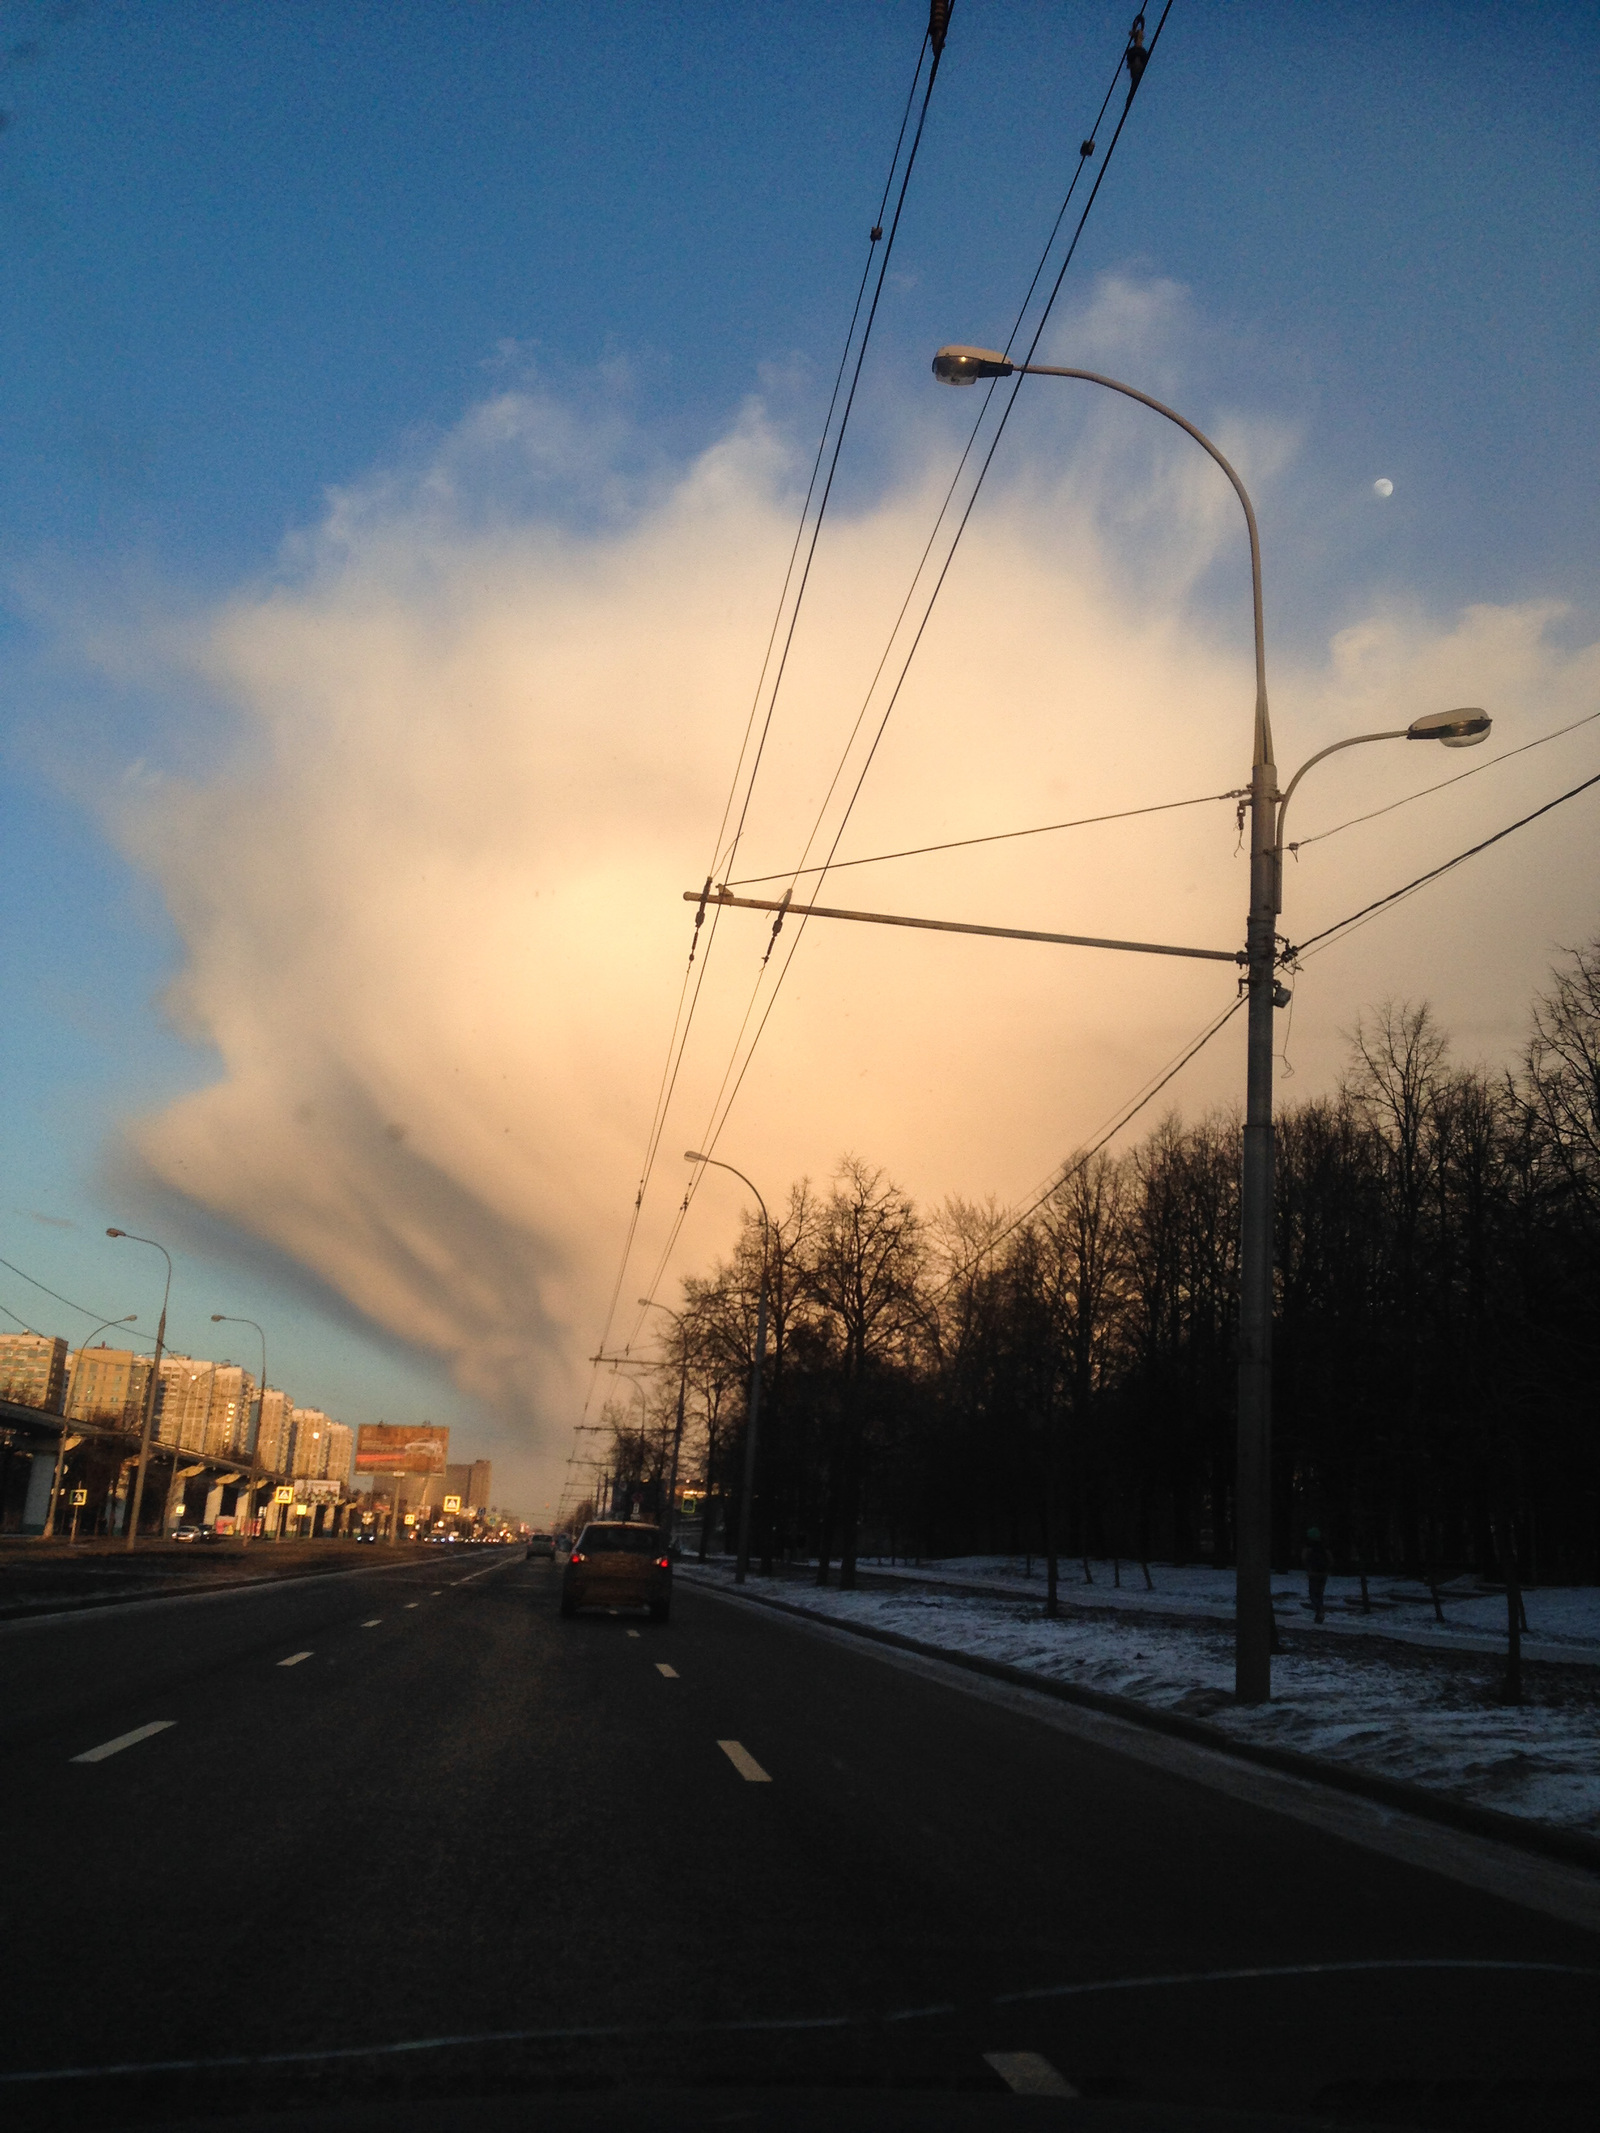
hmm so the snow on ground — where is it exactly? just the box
[850,1556,1600,1663]
[683,1566,1600,1837]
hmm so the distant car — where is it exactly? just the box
[172,1524,211,1544]
[525,1531,555,1559]
[356,1528,378,1544]
[561,1522,671,1622]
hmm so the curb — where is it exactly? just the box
[683,1570,1600,1880]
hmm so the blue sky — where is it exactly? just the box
[1,2,1595,1506]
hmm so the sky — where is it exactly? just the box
[1,1,1596,1519]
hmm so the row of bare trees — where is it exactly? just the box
[604,944,1600,1589]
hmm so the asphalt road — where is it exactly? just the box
[1,1551,1596,2130]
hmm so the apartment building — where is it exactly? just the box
[155,1357,256,1458]
[255,1386,296,1473]
[64,1344,153,1431]
[0,1332,67,1414]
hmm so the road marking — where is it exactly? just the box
[984,2052,1077,2098]
[71,1721,175,1765]
[404,1602,419,1609]
[430,1590,441,1595]
[718,1739,771,1783]
[656,1663,678,1678]
[360,1618,382,1628]
[277,1651,313,1668]
[627,1629,640,1639]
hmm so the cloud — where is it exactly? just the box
[78,287,1599,1469]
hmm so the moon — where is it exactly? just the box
[1373,477,1394,497]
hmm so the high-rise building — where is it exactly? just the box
[0,1332,67,1413]
[290,1408,341,1479]
[322,1420,353,1486]
[155,1358,256,1457]
[64,1344,152,1431]
[256,1387,296,1473]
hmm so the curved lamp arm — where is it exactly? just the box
[934,348,1270,768]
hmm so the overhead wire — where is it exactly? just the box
[728,782,1244,886]
[680,6,1176,1203]
[939,984,1247,1290]
[588,8,954,1384]
[1287,767,1600,964]
[0,1253,157,1346]
[632,8,1175,1327]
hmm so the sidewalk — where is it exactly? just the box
[681,1559,1600,1838]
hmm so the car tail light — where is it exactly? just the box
[656,1556,671,1571]
[568,1551,585,1566]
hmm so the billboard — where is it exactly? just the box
[355,1424,449,1474]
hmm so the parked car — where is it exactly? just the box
[172,1524,212,1544]
[525,1531,556,1559]
[560,1522,671,1622]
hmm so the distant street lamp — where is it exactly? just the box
[45,1313,138,1538]
[211,1314,267,1548]
[107,1229,172,1551]
[933,344,1487,1701]
[685,1151,770,1586]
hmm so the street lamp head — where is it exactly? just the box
[684,1150,707,1164]
[106,1227,125,1238]
[932,344,1015,386]
[1406,707,1490,749]
[211,1313,225,1322]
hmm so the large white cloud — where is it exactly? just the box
[101,290,1600,1470]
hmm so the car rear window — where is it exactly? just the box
[576,1525,663,1555]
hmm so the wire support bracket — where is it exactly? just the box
[685,887,1244,965]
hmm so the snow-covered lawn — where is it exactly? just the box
[685,1566,1600,1837]
[856,1555,1600,1662]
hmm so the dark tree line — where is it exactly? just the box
[608,945,1600,1591]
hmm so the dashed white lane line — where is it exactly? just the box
[277,1651,313,1668]
[983,2052,1077,2098]
[404,1602,419,1609]
[656,1663,678,1678]
[71,1721,175,1765]
[430,1589,441,1595]
[627,1629,641,1640]
[360,1618,382,1628]
[718,1739,770,1783]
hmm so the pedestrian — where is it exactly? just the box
[1303,1527,1331,1624]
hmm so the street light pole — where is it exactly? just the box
[211,1314,266,1548]
[685,1151,769,1585]
[638,1298,693,1544]
[107,1229,172,1551]
[932,346,1489,1701]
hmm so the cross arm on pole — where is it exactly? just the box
[683,887,1244,965]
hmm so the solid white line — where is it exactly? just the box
[71,1721,175,1764]
[360,1618,382,1628]
[984,2052,1077,2098]
[718,1739,771,1783]
[277,1651,313,1668]
[656,1663,678,1678]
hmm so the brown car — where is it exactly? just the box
[561,1522,672,1622]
